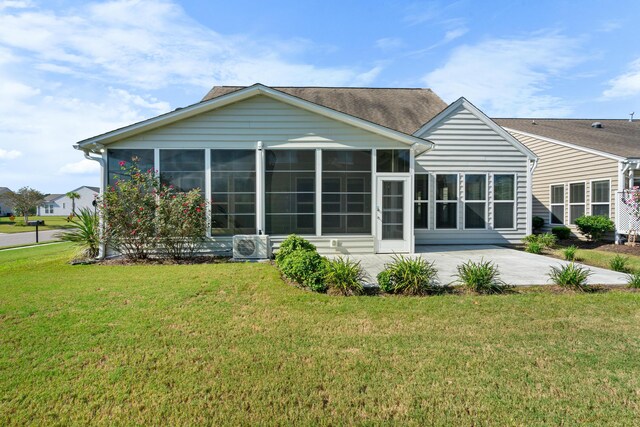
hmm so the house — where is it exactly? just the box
[0,187,13,216]
[74,84,536,255]
[37,186,100,216]
[494,118,640,240]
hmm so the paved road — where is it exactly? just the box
[0,230,61,248]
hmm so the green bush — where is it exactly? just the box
[522,233,556,252]
[376,255,439,295]
[454,259,511,294]
[626,271,640,288]
[275,235,316,267]
[58,207,99,259]
[551,226,571,240]
[548,263,592,290]
[609,254,630,273]
[532,216,544,231]
[279,249,328,292]
[525,241,542,254]
[562,245,577,261]
[537,232,557,248]
[573,215,614,242]
[325,257,365,296]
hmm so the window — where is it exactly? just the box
[569,182,586,224]
[493,174,515,229]
[107,149,154,186]
[265,150,315,235]
[376,149,410,173]
[62,203,66,209]
[211,150,256,235]
[464,175,487,229]
[322,150,371,234]
[160,150,206,193]
[45,204,53,214]
[435,174,458,229]
[550,184,565,224]
[414,174,429,229]
[591,180,610,217]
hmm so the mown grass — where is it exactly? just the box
[0,215,74,234]
[551,247,640,273]
[1,245,640,425]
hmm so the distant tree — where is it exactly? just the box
[66,191,81,213]
[1,187,46,223]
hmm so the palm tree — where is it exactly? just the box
[66,191,80,214]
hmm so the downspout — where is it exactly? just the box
[526,158,538,235]
[79,146,107,260]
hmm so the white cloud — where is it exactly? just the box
[376,38,404,51]
[443,27,467,43]
[423,34,583,116]
[0,0,33,11]
[59,159,101,175]
[603,58,640,99]
[0,148,21,159]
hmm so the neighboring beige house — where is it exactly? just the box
[494,118,640,240]
[0,187,14,216]
[38,186,99,216]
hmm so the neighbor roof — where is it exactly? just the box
[44,194,63,202]
[203,86,447,135]
[494,118,640,159]
[0,187,10,194]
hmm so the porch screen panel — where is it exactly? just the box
[322,150,372,234]
[211,150,256,235]
[159,150,206,193]
[414,174,429,229]
[569,182,585,224]
[591,180,610,217]
[265,150,315,235]
[377,150,410,173]
[435,174,458,229]
[464,174,486,229]
[107,149,154,186]
[493,174,515,229]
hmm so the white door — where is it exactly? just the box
[376,176,411,253]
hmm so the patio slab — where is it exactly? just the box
[345,245,628,286]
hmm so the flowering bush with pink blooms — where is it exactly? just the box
[100,162,207,261]
[623,187,640,220]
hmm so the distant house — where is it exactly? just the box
[74,84,536,255]
[0,187,14,216]
[38,186,99,216]
[494,119,640,240]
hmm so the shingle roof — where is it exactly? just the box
[85,186,100,193]
[44,194,63,202]
[202,86,448,135]
[494,118,640,159]
[0,187,11,195]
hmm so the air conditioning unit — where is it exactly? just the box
[232,235,271,260]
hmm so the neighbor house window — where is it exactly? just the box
[107,149,154,185]
[265,150,315,235]
[550,184,565,224]
[377,149,410,173]
[464,174,486,229]
[45,204,53,214]
[414,174,429,229]
[211,150,256,235]
[569,182,586,224]
[591,180,610,217]
[322,150,371,234]
[493,174,515,229]
[160,150,206,193]
[435,174,458,229]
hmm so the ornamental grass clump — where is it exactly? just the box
[562,245,578,261]
[522,232,556,254]
[609,254,630,273]
[548,263,592,291]
[57,207,99,260]
[377,255,440,295]
[454,259,512,294]
[325,257,366,296]
[626,271,640,288]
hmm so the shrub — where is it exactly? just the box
[609,254,630,273]
[376,255,439,295]
[573,215,614,242]
[325,257,365,296]
[532,216,544,231]
[551,226,571,240]
[156,189,207,261]
[537,232,557,249]
[57,207,99,259]
[279,249,328,292]
[562,245,577,261]
[626,271,640,288]
[525,241,542,254]
[275,235,316,267]
[454,259,511,294]
[548,263,592,290]
[522,233,556,252]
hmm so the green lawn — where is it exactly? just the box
[550,246,640,273]
[0,215,74,234]
[1,245,639,425]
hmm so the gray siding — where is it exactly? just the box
[508,130,618,229]
[415,106,529,244]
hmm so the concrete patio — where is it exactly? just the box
[347,245,628,286]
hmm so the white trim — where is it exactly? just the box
[549,183,565,225]
[371,148,377,251]
[315,149,322,237]
[462,173,488,230]
[568,181,586,225]
[434,173,459,230]
[75,84,433,153]
[502,127,627,162]
[257,147,265,234]
[154,148,160,176]
[204,149,212,238]
[589,178,612,219]
[414,97,537,160]
[492,173,517,231]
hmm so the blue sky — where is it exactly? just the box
[1,0,639,193]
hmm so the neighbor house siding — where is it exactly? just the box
[414,106,529,244]
[507,130,618,229]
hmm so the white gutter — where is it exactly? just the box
[81,148,107,260]
[526,158,538,235]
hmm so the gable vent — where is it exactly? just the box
[591,122,603,128]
